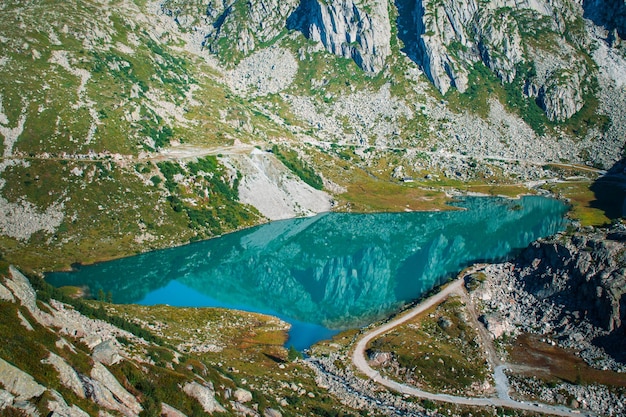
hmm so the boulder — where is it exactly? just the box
[42,353,86,398]
[161,402,187,417]
[5,266,38,314]
[233,387,253,403]
[231,401,259,416]
[90,362,142,415]
[0,282,15,302]
[92,339,122,366]
[0,389,15,409]
[0,357,46,401]
[47,389,90,417]
[264,408,282,417]
[183,382,226,414]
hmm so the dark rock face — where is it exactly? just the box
[517,226,626,361]
[583,0,626,40]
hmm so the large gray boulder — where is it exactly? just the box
[90,362,142,416]
[91,339,122,366]
[183,381,226,414]
[0,282,15,302]
[0,357,46,401]
[41,353,85,399]
[233,387,253,403]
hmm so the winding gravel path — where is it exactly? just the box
[351,277,593,417]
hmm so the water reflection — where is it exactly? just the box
[47,196,567,348]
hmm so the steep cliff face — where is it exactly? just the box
[163,0,391,72]
[162,0,299,58]
[411,0,478,94]
[474,224,626,367]
[403,0,597,121]
[474,9,524,83]
[287,0,391,73]
[583,0,626,40]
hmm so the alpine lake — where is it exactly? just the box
[47,196,569,350]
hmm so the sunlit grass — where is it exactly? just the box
[367,296,491,395]
[542,181,612,227]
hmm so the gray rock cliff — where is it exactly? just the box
[402,0,598,121]
[162,0,299,58]
[288,0,391,73]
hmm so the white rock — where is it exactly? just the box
[183,382,226,414]
[0,357,46,401]
[234,387,253,403]
[90,362,142,415]
[42,353,85,399]
[264,408,282,417]
[47,389,90,417]
[0,282,15,302]
[0,389,15,409]
[92,339,122,365]
[161,402,187,417]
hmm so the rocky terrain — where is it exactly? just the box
[0,265,372,417]
[1,0,626,415]
[0,0,625,270]
[473,224,626,370]
[469,224,626,414]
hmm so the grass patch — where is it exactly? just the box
[541,180,612,227]
[271,145,324,190]
[509,333,626,387]
[367,296,490,395]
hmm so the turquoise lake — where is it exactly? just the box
[47,196,568,350]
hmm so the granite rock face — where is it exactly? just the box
[162,0,391,72]
[162,0,299,57]
[288,0,391,73]
[401,0,596,121]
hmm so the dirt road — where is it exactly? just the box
[351,276,592,417]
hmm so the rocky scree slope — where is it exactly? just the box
[473,223,626,371]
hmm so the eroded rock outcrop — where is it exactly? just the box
[0,357,46,401]
[411,0,478,94]
[403,0,595,121]
[162,0,299,58]
[288,0,391,73]
[42,353,86,399]
[473,224,626,369]
[90,362,143,416]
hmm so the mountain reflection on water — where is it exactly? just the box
[47,196,567,348]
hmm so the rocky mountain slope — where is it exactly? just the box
[1,264,376,417]
[0,0,625,414]
[473,223,626,371]
[0,0,625,270]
